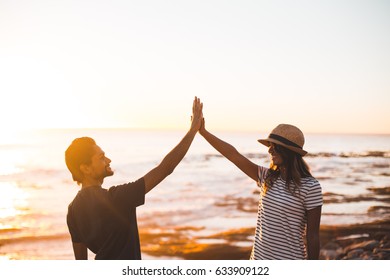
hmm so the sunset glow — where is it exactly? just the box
[0,182,28,220]
[1,0,389,134]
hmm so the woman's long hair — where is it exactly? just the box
[264,144,312,196]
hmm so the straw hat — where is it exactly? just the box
[258,124,307,156]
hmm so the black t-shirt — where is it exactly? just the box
[66,178,145,260]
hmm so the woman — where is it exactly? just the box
[199,121,323,259]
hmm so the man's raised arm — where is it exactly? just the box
[143,97,203,193]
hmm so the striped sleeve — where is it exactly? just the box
[303,178,323,210]
[257,166,268,188]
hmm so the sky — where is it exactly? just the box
[1,0,389,134]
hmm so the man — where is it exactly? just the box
[65,97,203,259]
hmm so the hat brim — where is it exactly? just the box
[258,138,307,156]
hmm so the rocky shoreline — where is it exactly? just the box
[139,219,390,260]
[320,185,390,260]
[320,219,390,260]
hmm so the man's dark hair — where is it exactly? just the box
[65,137,96,185]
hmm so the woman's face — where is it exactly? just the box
[268,143,284,166]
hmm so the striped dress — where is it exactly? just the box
[250,166,323,260]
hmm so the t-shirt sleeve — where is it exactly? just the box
[66,206,81,243]
[304,178,323,210]
[257,165,268,188]
[108,177,146,209]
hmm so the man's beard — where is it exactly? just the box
[105,166,114,177]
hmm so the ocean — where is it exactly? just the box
[0,129,389,260]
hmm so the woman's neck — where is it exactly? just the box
[278,166,287,180]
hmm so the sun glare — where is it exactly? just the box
[0,182,29,220]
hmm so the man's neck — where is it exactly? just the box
[81,178,103,189]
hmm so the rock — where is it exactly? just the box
[320,219,390,260]
[321,249,342,260]
[322,241,341,250]
[320,241,344,259]
[346,249,364,259]
[380,235,390,247]
[345,240,379,252]
[361,251,375,260]
[373,248,390,259]
[378,252,390,259]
